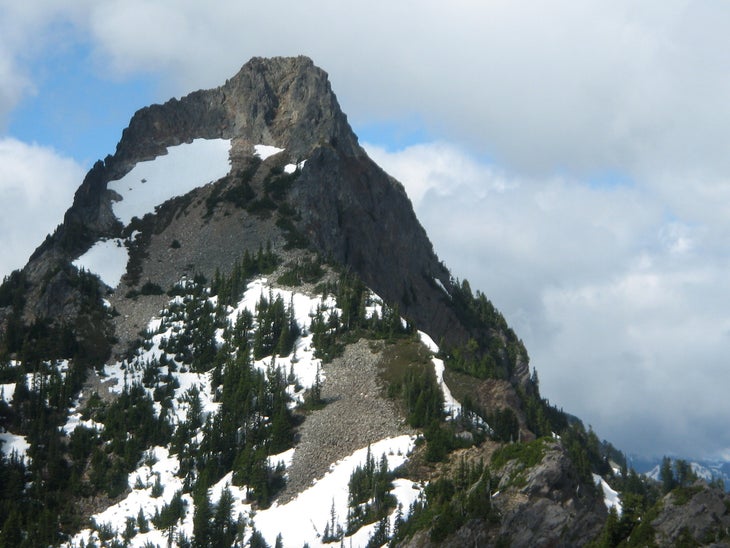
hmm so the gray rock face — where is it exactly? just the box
[398,442,606,548]
[46,56,356,247]
[16,56,473,353]
[289,143,465,348]
[500,443,606,547]
[651,483,730,546]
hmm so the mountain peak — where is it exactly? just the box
[23,56,471,363]
[113,55,359,172]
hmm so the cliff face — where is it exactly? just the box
[45,56,358,245]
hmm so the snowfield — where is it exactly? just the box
[108,138,231,226]
[418,331,462,418]
[68,437,419,548]
[593,474,622,516]
[230,277,339,403]
[253,435,418,547]
[73,139,231,288]
[72,238,129,288]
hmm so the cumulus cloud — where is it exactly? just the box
[0,1,95,127]
[0,138,85,278]
[367,142,730,458]
[70,1,730,182]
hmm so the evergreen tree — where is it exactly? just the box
[212,486,235,547]
[137,508,149,534]
[660,456,676,494]
[192,486,213,548]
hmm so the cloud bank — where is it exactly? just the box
[0,139,85,277]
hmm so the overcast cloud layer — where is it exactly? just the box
[1,1,729,460]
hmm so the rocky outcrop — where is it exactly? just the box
[289,144,464,347]
[34,56,356,255]
[651,483,730,546]
[498,443,606,547]
[400,441,606,547]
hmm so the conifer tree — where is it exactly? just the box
[192,486,213,548]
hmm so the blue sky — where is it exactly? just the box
[7,40,158,165]
[2,1,730,462]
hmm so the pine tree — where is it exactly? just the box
[660,456,676,494]
[248,528,270,548]
[212,486,235,547]
[192,487,213,548]
[137,508,149,534]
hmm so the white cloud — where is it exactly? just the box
[0,48,31,128]
[0,138,85,278]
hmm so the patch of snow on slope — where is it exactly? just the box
[0,430,30,462]
[253,435,418,547]
[73,238,128,288]
[254,144,284,160]
[71,446,194,547]
[108,138,231,226]
[433,277,450,297]
[268,448,296,471]
[66,277,423,546]
[593,474,622,516]
[363,291,384,319]
[0,383,15,403]
[231,278,339,401]
[99,276,339,427]
[418,331,462,418]
[69,436,419,548]
[62,393,105,435]
[284,159,307,173]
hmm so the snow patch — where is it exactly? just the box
[254,144,284,160]
[70,447,194,548]
[253,435,417,547]
[108,138,231,226]
[268,448,295,471]
[231,278,338,403]
[64,277,424,547]
[0,430,30,462]
[73,238,128,288]
[418,331,462,418]
[0,383,15,403]
[593,474,622,516]
[434,277,450,297]
[283,159,307,173]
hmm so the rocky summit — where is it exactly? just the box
[0,56,728,547]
